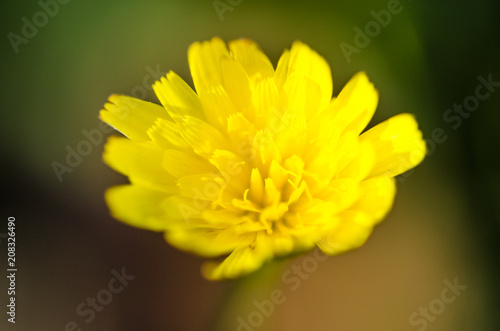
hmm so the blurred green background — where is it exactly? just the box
[1,0,499,330]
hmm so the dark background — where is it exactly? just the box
[1,0,499,330]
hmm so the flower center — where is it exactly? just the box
[225,154,309,235]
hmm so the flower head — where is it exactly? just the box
[100,37,426,280]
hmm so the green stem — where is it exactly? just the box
[211,258,292,331]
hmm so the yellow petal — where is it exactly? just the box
[177,115,229,157]
[103,136,176,192]
[209,150,249,195]
[105,185,170,231]
[188,37,229,95]
[360,113,426,178]
[291,199,340,235]
[336,140,375,181]
[152,71,204,120]
[305,98,342,158]
[159,195,205,226]
[248,168,264,204]
[201,209,246,226]
[177,173,222,201]
[99,94,170,141]
[282,155,305,185]
[228,39,275,83]
[163,149,215,178]
[227,112,257,151]
[287,41,333,109]
[221,57,253,121]
[316,177,396,255]
[331,71,378,136]
[263,178,280,207]
[199,84,238,131]
[147,118,191,151]
[165,228,251,258]
[252,129,282,173]
[274,49,290,92]
[316,178,360,214]
[209,149,247,175]
[304,131,357,193]
[316,211,373,255]
[268,159,289,192]
[269,232,296,256]
[201,232,273,280]
[276,73,311,153]
[350,176,396,224]
[251,77,280,129]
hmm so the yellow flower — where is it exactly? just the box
[100,37,426,280]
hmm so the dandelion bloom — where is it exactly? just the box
[100,37,426,280]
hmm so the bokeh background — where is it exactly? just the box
[1,0,499,330]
